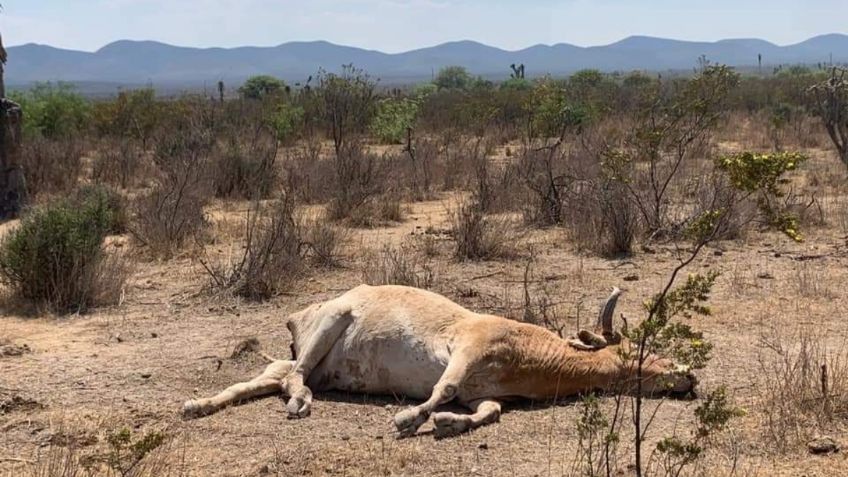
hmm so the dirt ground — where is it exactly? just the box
[2,161,848,476]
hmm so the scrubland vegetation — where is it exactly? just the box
[1,63,848,476]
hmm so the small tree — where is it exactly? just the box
[316,65,384,221]
[716,151,808,241]
[370,97,418,144]
[604,65,740,235]
[239,75,287,100]
[434,66,473,91]
[317,65,376,155]
[808,68,848,169]
[92,87,160,148]
[10,82,90,139]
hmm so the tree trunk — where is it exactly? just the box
[0,51,27,219]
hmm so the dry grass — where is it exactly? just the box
[756,329,848,453]
[361,241,437,289]
[21,138,85,199]
[92,138,146,190]
[200,198,306,300]
[449,198,521,261]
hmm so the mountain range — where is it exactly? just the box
[6,34,848,89]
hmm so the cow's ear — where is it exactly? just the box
[567,330,608,351]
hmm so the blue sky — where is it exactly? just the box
[2,0,846,52]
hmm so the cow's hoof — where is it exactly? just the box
[286,390,312,419]
[433,412,471,438]
[393,408,429,438]
[182,400,205,419]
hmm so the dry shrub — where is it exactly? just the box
[361,241,436,289]
[131,120,213,258]
[439,136,491,192]
[211,129,279,200]
[344,193,405,228]
[756,330,848,452]
[692,172,755,241]
[282,142,335,204]
[201,198,305,300]
[301,214,349,268]
[567,181,637,257]
[25,426,184,477]
[92,138,145,189]
[21,137,84,198]
[327,144,381,220]
[449,198,519,261]
[400,136,439,201]
[326,144,404,226]
[520,254,567,338]
[516,145,571,226]
[411,232,441,258]
[131,186,209,258]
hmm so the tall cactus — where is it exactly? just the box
[510,63,525,79]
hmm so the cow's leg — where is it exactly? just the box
[281,304,353,419]
[432,399,502,437]
[182,360,295,418]
[393,352,473,438]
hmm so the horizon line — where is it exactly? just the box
[8,32,847,55]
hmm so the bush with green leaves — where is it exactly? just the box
[500,77,533,92]
[411,82,438,98]
[10,82,91,139]
[528,77,586,139]
[73,184,129,235]
[565,206,745,477]
[92,88,161,147]
[716,151,808,241]
[269,100,304,143]
[0,192,127,313]
[434,65,473,91]
[603,65,741,234]
[239,75,288,100]
[370,97,419,144]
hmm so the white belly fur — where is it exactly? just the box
[307,319,450,400]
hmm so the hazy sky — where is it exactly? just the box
[2,0,846,52]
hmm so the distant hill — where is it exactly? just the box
[6,34,848,90]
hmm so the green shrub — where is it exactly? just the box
[10,82,90,139]
[0,194,127,313]
[716,151,808,241]
[370,97,418,144]
[269,101,304,143]
[528,78,585,138]
[73,184,129,234]
[239,75,288,100]
[434,66,473,91]
[92,88,161,146]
